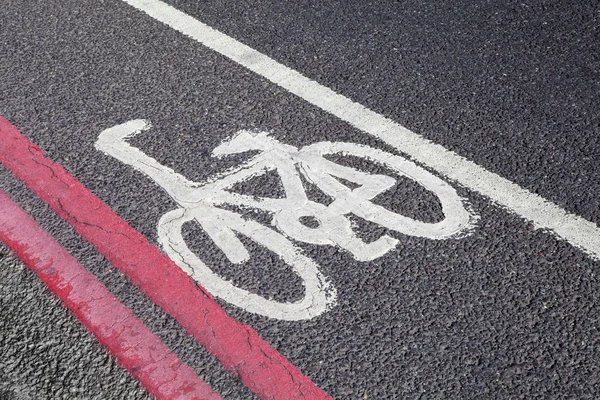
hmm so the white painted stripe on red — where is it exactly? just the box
[119,0,600,260]
[0,189,222,400]
[0,116,331,400]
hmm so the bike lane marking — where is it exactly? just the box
[0,189,222,400]
[95,119,476,321]
[119,0,600,260]
[0,116,331,399]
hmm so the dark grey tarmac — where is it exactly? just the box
[0,0,598,399]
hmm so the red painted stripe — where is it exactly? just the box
[0,189,222,400]
[0,116,331,400]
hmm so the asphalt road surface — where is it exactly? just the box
[1,0,599,399]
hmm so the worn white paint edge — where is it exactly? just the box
[120,0,600,260]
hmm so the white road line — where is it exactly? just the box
[120,0,600,260]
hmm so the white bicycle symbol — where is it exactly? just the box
[96,120,475,320]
